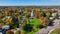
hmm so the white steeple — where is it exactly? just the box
[31,9,34,17]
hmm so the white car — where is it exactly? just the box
[5,16,11,19]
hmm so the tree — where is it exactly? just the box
[46,12,51,18]
[6,30,14,34]
[43,12,46,17]
[22,24,33,32]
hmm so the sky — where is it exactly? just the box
[0,0,60,6]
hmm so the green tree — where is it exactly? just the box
[22,24,33,32]
[46,12,50,18]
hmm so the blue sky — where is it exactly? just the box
[0,0,60,6]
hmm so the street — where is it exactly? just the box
[36,19,60,34]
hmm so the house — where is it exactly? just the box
[2,25,10,29]
[39,16,44,20]
[44,18,53,26]
[11,29,16,34]
[59,16,60,19]
[49,17,54,20]
[51,13,56,17]
[16,28,20,30]
[45,18,52,22]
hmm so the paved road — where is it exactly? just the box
[36,19,60,34]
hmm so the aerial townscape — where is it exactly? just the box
[0,6,60,34]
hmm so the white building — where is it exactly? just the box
[49,17,54,20]
[52,13,56,17]
[2,25,10,29]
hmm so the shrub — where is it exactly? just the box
[23,24,33,32]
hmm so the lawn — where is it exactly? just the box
[50,28,60,34]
